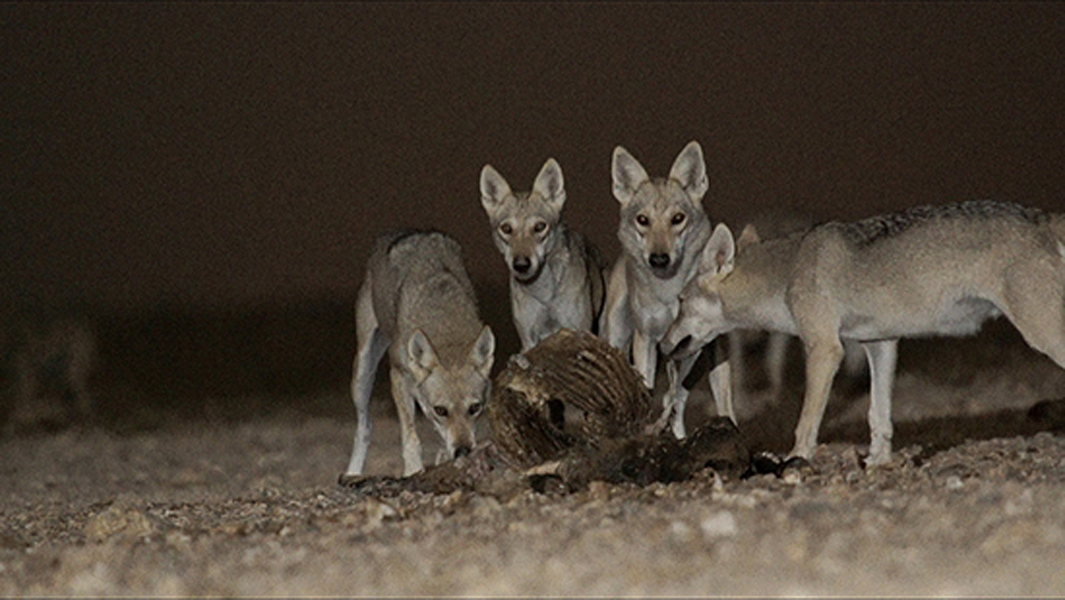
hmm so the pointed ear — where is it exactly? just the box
[737,224,761,249]
[532,158,566,212]
[480,164,512,215]
[468,325,495,379]
[407,329,439,383]
[612,146,650,206]
[700,223,736,276]
[669,140,709,201]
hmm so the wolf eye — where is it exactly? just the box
[433,406,449,418]
[671,213,686,226]
[468,402,483,416]
[499,223,513,236]
[636,214,650,227]
[533,221,547,234]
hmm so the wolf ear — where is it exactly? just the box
[700,223,736,276]
[480,164,513,214]
[468,325,496,379]
[612,146,650,206]
[407,329,439,383]
[533,158,566,212]
[737,224,761,249]
[669,141,709,201]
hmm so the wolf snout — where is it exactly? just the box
[648,253,671,269]
[664,334,693,359]
[512,256,532,274]
[453,445,472,459]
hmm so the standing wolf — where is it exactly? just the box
[479,158,606,351]
[344,230,496,477]
[727,209,866,414]
[662,200,1065,466]
[601,141,732,437]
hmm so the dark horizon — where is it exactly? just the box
[5,3,1065,313]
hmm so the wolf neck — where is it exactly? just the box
[720,235,798,334]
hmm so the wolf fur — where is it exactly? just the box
[345,230,496,477]
[601,141,732,437]
[662,200,1065,465]
[480,158,606,351]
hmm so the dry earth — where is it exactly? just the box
[4,319,1065,597]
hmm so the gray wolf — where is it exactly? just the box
[3,315,96,435]
[601,141,732,437]
[662,200,1065,465]
[479,158,606,351]
[726,209,866,417]
[344,230,496,477]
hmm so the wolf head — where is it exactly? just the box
[406,324,495,460]
[613,141,712,281]
[480,158,566,284]
[661,222,748,359]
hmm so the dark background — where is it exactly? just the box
[3,3,1065,409]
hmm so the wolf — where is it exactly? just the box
[344,230,496,477]
[2,314,96,435]
[726,209,866,415]
[479,158,606,351]
[662,200,1065,466]
[601,140,732,437]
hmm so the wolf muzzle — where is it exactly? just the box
[663,334,695,360]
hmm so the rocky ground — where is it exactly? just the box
[3,319,1065,596]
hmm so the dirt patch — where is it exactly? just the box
[3,319,1065,596]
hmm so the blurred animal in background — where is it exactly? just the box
[663,200,1065,466]
[345,230,496,477]
[479,158,607,351]
[601,140,732,438]
[1,314,96,435]
[725,208,866,420]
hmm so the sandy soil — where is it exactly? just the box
[3,319,1065,597]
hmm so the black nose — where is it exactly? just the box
[649,253,670,269]
[669,335,693,358]
[454,445,472,459]
[512,256,531,273]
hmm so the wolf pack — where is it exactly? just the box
[345,141,1065,477]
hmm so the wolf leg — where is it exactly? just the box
[346,278,390,476]
[391,369,425,476]
[790,336,844,460]
[765,331,790,403]
[862,339,898,466]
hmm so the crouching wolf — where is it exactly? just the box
[479,158,606,351]
[662,200,1065,466]
[345,230,496,477]
[601,141,733,438]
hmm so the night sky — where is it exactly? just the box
[5,3,1065,311]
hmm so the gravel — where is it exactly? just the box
[4,327,1065,596]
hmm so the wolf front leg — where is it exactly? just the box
[390,369,425,476]
[346,281,389,477]
[600,259,632,352]
[789,335,844,460]
[863,339,898,466]
[664,353,698,438]
[708,338,735,424]
[631,329,657,391]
